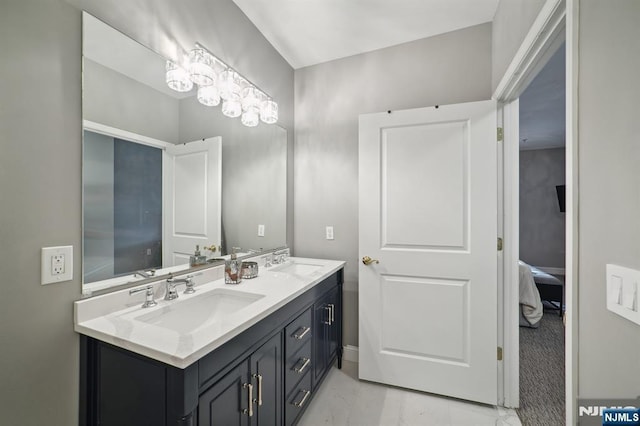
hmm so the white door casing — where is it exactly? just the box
[163,137,222,266]
[358,100,498,405]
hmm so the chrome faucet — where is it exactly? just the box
[134,269,156,279]
[272,248,289,265]
[129,285,157,308]
[164,274,197,300]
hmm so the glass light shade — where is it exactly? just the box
[165,61,193,92]
[241,86,263,112]
[188,48,216,86]
[217,69,241,101]
[197,85,221,106]
[241,106,260,127]
[221,98,242,118]
[260,99,278,124]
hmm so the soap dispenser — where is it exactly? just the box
[190,245,207,267]
[225,248,242,284]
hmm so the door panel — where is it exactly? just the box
[163,137,222,266]
[380,275,469,363]
[359,100,497,405]
[382,122,467,249]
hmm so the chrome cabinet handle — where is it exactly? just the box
[293,326,310,340]
[328,303,335,324]
[293,389,311,408]
[294,357,311,374]
[324,306,332,325]
[253,373,263,406]
[242,383,253,417]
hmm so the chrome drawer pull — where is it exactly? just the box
[324,306,331,325]
[294,357,311,374]
[242,383,253,417]
[329,303,335,323]
[293,326,310,340]
[293,389,311,408]
[252,373,263,406]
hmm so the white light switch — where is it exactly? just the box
[622,281,637,311]
[326,226,334,240]
[42,245,73,285]
[606,264,640,325]
[258,224,265,237]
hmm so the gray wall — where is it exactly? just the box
[519,148,565,268]
[84,59,180,143]
[180,98,288,253]
[293,23,492,347]
[577,0,640,398]
[492,0,546,92]
[0,1,82,424]
[0,0,293,424]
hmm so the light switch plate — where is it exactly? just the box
[326,226,334,240]
[42,245,73,285]
[606,264,640,325]
[258,224,265,237]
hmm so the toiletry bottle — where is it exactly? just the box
[190,245,206,267]
[225,249,242,284]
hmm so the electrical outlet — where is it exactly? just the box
[51,254,65,275]
[258,224,265,237]
[42,246,73,285]
[326,226,334,240]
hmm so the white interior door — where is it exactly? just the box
[358,100,498,405]
[163,137,222,266]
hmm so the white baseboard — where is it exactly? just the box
[343,345,359,363]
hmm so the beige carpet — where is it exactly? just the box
[517,305,565,425]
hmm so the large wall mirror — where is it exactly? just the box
[82,12,287,292]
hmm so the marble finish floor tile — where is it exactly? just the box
[298,361,521,426]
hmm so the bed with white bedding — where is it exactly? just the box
[519,261,543,328]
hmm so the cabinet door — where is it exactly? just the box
[313,292,330,384]
[250,332,282,426]
[326,288,339,366]
[198,360,250,426]
[313,288,341,387]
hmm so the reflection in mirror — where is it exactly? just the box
[82,13,287,292]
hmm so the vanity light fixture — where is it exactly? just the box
[188,47,217,86]
[260,98,278,124]
[165,61,193,92]
[197,85,221,107]
[165,43,278,126]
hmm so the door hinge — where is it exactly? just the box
[497,346,503,361]
[497,127,504,142]
[497,237,503,251]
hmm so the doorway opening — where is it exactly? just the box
[515,42,566,425]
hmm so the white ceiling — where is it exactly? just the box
[519,44,566,151]
[231,0,500,69]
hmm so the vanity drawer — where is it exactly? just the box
[285,307,312,357]
[285,370,313,426]
[285,340,312,395]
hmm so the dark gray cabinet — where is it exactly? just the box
[198,332,281,426]
[80,268,343,426]
[313,287,341,389]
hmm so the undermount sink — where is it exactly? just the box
[134,288,264,334]
[272,261,324,276]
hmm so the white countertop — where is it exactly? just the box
[74,257,345,369]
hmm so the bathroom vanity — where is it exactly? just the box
[75,258,344,426]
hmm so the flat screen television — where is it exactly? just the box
[556,185,566,213]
